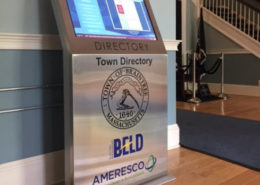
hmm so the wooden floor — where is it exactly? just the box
[167,147,260,185]
[177,95,260,122]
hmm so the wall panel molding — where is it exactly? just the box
[0,33,181,51]
[0,150,64,185]
[0,33,61,50]
[163,40,182,51]
[168,124,180,150]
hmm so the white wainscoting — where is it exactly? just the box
[0,33,61,50]
[0,151,64,185]
[168,124,180,150]
[0,125,179,185]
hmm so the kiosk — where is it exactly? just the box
[52,0,175,184]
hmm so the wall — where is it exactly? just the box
[150,0,177,125]
[202,54,260,86]
[0,0,177,166]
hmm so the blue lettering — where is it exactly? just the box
[115,168,120,178]
[93,157,156,184]
[127,164,132,174]
[122,136,129,156]
[132,163,138,172]
[136,134,143,152]
[109,170,114,180]
[101,173,108,183]
[121,166,127,176]
[113,134,143,158]
[113,139,121,158]
[138,161,145,169]
[129,135,136,154]
[93,176,100,185]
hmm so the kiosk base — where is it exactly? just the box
[143,175,176,185]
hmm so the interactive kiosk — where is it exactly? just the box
[52,0,175,184]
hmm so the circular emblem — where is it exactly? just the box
[145,155,157,172]
[101,67,149,129]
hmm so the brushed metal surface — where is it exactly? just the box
[71,54,169,185]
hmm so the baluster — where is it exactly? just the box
[220,0,222,18]
[235,0,237,27]
[228,0,230,23]
[213,0,215,13]
[231,0,234,25]
[257,13,260,41]
[244,6,246,33]
[248,9,251,36]
[216,0,219,15]
[209,0,211,11]
[253,10,255,39]
[223,0,226,20]
[240,2,242,30]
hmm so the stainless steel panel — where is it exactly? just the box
[71,54,168,185]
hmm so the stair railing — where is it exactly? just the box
[202,0,260,42]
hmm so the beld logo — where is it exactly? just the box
[101,67,149,129]
[112,133,143,158]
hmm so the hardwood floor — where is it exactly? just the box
[177,95,260,122]
[167,148,260,185]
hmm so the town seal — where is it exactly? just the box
[101,67,149,129]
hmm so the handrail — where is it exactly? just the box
[202,0,260,42]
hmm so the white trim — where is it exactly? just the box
[168,124,180,150]
[206,48,250,54]
[0,33,61,50]
[187,48,250,55]
[163,40,182,51]
[0,33,181,51]
[202,8,260,58]
[207,83,260,97]
[0,151,64,185]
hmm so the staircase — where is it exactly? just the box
[201,0,260,58]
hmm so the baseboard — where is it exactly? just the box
[0,151,64,185]
[168,124,180,150]
[0,33,181,51]
[207,83,260,97]
[0,124,179,185]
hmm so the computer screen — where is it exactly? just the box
[66,0,157,40]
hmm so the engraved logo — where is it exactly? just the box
[101,67,149,129]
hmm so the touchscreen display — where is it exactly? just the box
[66,0,157,40]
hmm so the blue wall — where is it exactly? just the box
[202,54,260,86]
[0,0,176,164]
[0,50,64,164]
